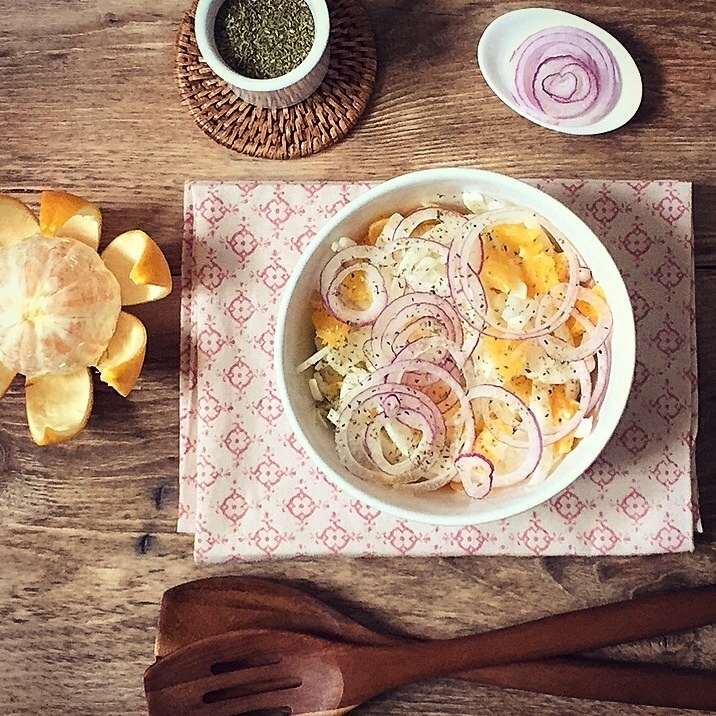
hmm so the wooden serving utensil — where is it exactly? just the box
[145,627,716,716]
[146,578,716,714]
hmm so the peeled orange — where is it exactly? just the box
[0,235,121,377]
[0,190,172,446]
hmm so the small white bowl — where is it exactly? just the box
[194,0,330,109]
[275,169,635,525]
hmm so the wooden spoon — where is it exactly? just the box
[150,576,716,711]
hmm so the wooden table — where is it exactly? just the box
[1,0,714,713]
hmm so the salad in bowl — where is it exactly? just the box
[275,169,634,525]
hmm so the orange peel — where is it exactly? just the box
[39,190,102,250]
[101,229,173,306]
[25,369,94,446]
[0,362,15,399]
[97,311,147,397]
[0,195,40,249]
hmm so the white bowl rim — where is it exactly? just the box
[275,168,636,525]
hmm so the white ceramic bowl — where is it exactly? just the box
[275,168,635,525]
[194,0,330,108]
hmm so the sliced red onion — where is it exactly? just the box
[539,359,593,445]
[448,209,580,340]
[365,292,464,368]
[511,26,621,127]
[334,382,447,486]
[539,285,613,362]
[391,207,467,240]
[446,220,488,330]
[319,245,389,326]
[586,342,611,417]
[383,236,450,262]
[467,384,543,486]
[394,335,470,372]
[392,207,440,237]
[455,453,494,499]
[373,358,477,453]
[393,336,469,411]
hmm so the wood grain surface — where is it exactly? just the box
[1,0,715,714]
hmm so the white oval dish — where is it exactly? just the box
[477,8,642,135]
[275,168,636,526]
[194,0,330,109]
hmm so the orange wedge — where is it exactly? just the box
[0,362,16,398]
[39,190,102,250]
[100,229,173,306]
[0,195,40,249]
[25,369,94,446]
[97,311,147,396]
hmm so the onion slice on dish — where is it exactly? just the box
[539,285,613,362]
[390,207,468,243]
[454,453,494,499]
[365,292,465,368]
[510,26,621,127]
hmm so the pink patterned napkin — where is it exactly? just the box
[179,179,698,563]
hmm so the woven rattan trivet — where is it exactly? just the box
[175,0,377,159]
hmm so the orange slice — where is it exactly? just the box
[0,362,16,398]
[25,369,93,446]
[97,311,147,396]
[39,190,102,250]
[100,230,172,306]
[0,195,40,249]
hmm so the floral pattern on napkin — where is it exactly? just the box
[179,180,697,563]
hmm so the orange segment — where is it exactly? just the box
[39,190,102,250]
[25,369,93,445]
[0,362,16,398]
[312,303,350,348]
[100,230,172,306]
[97,311,147,396]
[0,195,40,249]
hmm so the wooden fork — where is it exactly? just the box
[144,583,716,715]
[144,628,716,716]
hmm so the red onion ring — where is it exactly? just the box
[365,292,465,368]
[335,383,447,486]
[585,342,611,417]
[370,359,477,460]
[511,26,621,127]
[454,453,494,499]
[466,384,543,487]
[448,209,581,340]
[539,285,613,362]
[391,207,467,241]
[540,359,593,445]
[319,245,389,326]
